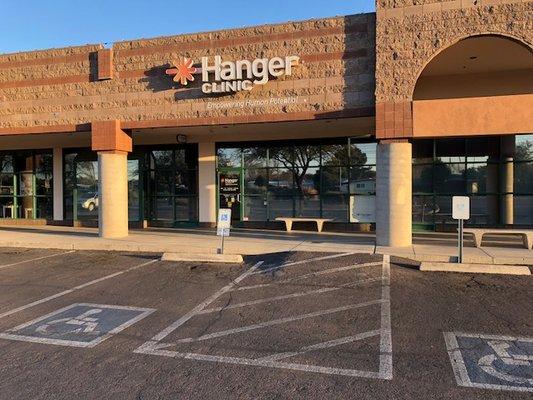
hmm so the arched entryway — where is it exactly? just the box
[410,34,533,230]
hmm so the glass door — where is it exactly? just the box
[218,168,243,222]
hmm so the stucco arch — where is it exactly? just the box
[411,33,533,100]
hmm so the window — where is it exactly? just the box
[412,135,533,228]
[0,151,52,220]
[217,139,376,222]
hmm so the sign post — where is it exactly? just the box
[217,208,232,254]
[452,196,470,263]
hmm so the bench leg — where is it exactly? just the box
[316,221,324,233]
[472,233,482,248]
[285,221,292,232]
[524,234,532,250]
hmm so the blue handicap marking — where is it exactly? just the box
[444,332,533,392]
[221,215,229,222]
[0,303,155,348]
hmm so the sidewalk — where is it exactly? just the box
[0,225,531,266]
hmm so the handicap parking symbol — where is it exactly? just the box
[0,303,155,348]
[444,332,533,392]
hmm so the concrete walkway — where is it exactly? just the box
[0,225,531,265]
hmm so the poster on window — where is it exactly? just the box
[350,195,376,223]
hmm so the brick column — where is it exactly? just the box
[91,120,132,238]
[376,140,412,247]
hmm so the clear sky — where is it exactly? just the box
[0,0,376,54]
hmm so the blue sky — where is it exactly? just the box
[0,0,375,54]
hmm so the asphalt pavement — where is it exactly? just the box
[0,247,530,399]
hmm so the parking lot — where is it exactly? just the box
[0,247,531,399]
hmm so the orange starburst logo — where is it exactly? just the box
[165,58,197,85]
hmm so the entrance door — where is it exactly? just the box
[218,169,242,222]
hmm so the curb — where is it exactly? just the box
[161,252,244,264]
[419,261,531,276]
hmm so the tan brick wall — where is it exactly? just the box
[375,0,533,139]
[0,14,376,133]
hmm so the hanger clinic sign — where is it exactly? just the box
[166,55,300,94]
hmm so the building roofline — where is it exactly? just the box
[0,12,375,57]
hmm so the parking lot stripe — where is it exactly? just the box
[142,350,383,379]
[257,329,382,362]
[0,258,159,320]
[176,299,384,344]
[198,277,383,315]
[251,252,356,275]
[234,261,383,292]
[148,261,264,343]
[0,250,76,270]
[378,254,393,380]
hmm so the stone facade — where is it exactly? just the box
[0,14,376,133]
[375,0,533,139]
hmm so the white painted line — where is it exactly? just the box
[147,261,264,343]
[234,261,382,292]
[136,346,383,379]
[134,256,391,379]
[0,250,76,270]
[378,254,393,380]
[0,258,159,320]
[198,277,383,315]
[0,303,155,348]
[176,299,384,344]
[251,252,356,275]
[257,329,382,362]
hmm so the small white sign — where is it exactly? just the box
[217,208,232,236]
[452,196,470,220]
[217,227,230,237]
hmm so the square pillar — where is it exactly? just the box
[91,120,132,238]
[376,141,412,247]
[52,147,63,221]
[198,142,216,225]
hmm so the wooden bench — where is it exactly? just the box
[275,217,332,233]
[463,228,533,249]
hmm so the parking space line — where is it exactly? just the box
[378,254,393,380]
[257,329,382,362]
[142,350,384,379]
[147,261,264,343]
[0,250,76,270]
[136,255,393,379]
[198,277,383,315]
[251,252,356,275]
[234,261,382,292]
[0,258,159,320]
[176,300,384,344]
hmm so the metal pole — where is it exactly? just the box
[221,233,225,255]
[458,219,463,263]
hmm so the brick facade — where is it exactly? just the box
[0,14,376,134]
[375,0,533,139]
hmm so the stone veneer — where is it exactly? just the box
[0,14,376,133]
[375,0,533,139]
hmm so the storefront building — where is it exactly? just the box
[0,1,531,245]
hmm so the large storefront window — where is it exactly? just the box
[64,146,198,225]
[217,139,376,223]
[0,151,52,219]
[412,135,533,230]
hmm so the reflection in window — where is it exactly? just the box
[218,140,377,222]
[218,148,241,167]
[0,151,52,220]
[412,135,533,228]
